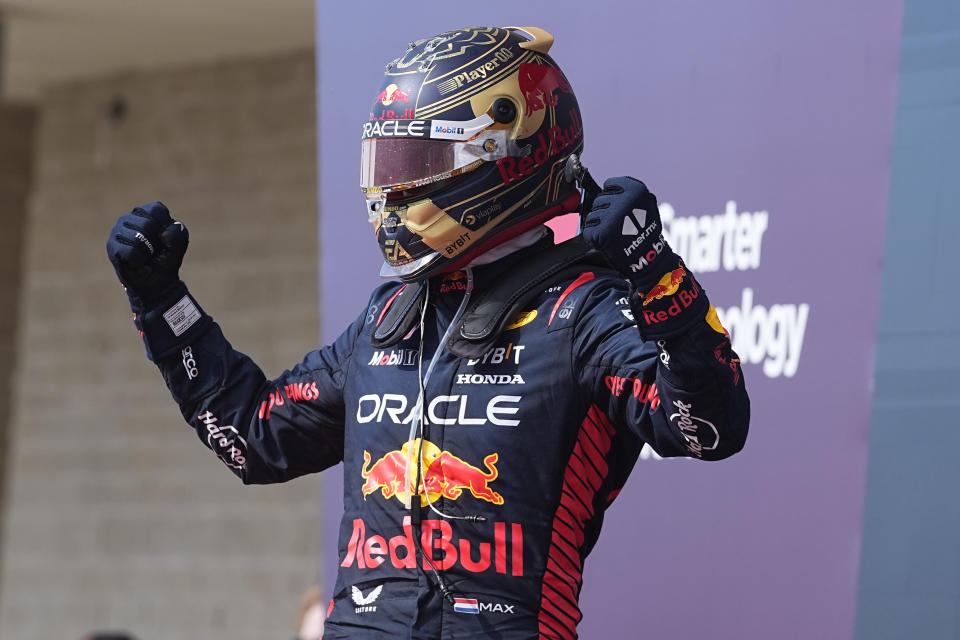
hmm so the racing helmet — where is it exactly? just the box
[361,26,585,282]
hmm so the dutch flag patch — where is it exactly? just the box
[453,598,480,614]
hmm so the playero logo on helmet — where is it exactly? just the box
[436,46,517,95]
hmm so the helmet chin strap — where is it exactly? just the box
[563,153,601,228]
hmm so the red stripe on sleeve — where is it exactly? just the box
[548,272,596,326]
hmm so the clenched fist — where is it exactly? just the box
[581,176,676,290]
[107,202,188,302]
[581,177,708,339]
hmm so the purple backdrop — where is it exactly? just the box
[316,3,903,638]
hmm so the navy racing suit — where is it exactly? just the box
[136,233,749,639]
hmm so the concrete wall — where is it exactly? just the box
[855,0,960,638]
[0,103,36,583]
[0,51,323,639]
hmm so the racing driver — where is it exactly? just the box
[107,26,749,640]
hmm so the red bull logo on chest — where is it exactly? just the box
[341,515,524,576]
[361,439,504,507]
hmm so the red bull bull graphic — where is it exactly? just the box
[642,266,687,305]
[640,273,703,328]
[376,83,410,106]
[360,439,504,507]
[517,62,573,116]
[342,515,524,576]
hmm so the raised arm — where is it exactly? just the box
[579,177,749,459]
[106,202,355,483]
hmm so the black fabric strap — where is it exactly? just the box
[371,281,427,348]
[370,237,605,358]
[448,236,603,358]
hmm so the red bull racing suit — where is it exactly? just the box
[143,234,749,639]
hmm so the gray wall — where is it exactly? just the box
[0,103,36,582]
[856,1,960,638]
[0,52,323,639]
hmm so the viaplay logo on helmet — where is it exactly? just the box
[496,110,582,185]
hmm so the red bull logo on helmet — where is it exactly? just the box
[361,439,504,507]
[517,62,573,116]
[376,83,410,106]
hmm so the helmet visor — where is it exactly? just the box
[361,138,468,191]
[360,115,507,192]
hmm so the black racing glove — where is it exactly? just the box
[107,202,210,360]
[107,202,188,303]
[582,176,709,340]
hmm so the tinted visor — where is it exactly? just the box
[361,138,462,191]
[360,126,508,192]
